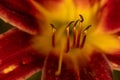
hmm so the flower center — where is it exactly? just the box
[50,15,91,53]
[50,15,92,75]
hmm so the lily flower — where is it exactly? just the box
[0,0,120,80]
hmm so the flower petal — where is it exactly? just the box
[42,51,80,80]
[34,0,63,11]
[78,51,112,80]
[42,49,112,80]
[73,0,91,8]
[89,51,112,80]
[0,48,44,80]
[104,0,120,32]
[0,29,45,79]
[88,31,120,53]
[106,51,120,71]
[0,0,45,34]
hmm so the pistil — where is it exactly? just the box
[55,48,64,76]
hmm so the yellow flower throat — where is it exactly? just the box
[50,15,91,53]
[49,15,92,75]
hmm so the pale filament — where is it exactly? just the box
[55,48,64,76]
[55,21,74,76]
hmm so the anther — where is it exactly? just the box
[84,25,92,31]
[79,14,84,22]
[67,21,74,27]
[80,25,91,48]
[65,21,74,53]
[50,24,56,48]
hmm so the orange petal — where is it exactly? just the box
[73,0,90,8]
[34,0,63,11]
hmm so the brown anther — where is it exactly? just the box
[79,14,84,22]
[84,25,92,31]
[67,21,74,27]
[50,24,56,48]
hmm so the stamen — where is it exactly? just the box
[72,20,79,47]
[76,15,84,47]
[50,24,56,48]
[80,25,91,48]
[80,32,87,48]
[79,14,84,22]
[65,21,74,53]
[66,26,70,52]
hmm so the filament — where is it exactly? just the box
[50,24,56,48]
[76,15,84,47]
[65,21,74,53]
[80,25,91,48]
[72,20,80,47]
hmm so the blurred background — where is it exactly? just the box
[0,19,120,80]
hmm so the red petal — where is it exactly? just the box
[112,31,120,39]
[106,52,120,70]
[42,50,112,80]
[0,0,42,34]
[0,29,45,80]
[105,0,120,32]
[0,48,44,80]
[42,51,80,80]
[78,51,112,80]
[0,0,38,15]
[0,29,32,56]
[89,51,112,80]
